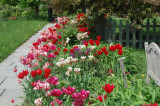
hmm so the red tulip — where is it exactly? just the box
[88,39,94,45]
[102,84,114,93]
[44,69,51,75]
[22,70,29,76]
[44,73,49,78]
[31,71,37,78]
[104,51,109,55]
[17,72,24,79]
[11,99,14,103]
[96,36,101,41]
[87,31,90,35]
[42,38,47,42]
[57,35,61,39]
[63,48,68,52]
[107,68,113,74]
[96,95,107,102]
[142,102,158,106]
[101,46,107,53]
[70,49,74,53]
[97,50,102,55]
[93,53,97,56]
[118,50,124,55]
[84,42,88,47]
[36,69,43,75]
[115,44,123,51]
[95,40,100,46]
[52,39,58,44]
[109,45,116,51]
[54,51,59,55]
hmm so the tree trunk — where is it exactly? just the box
[35,5,39,17]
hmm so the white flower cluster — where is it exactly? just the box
[70,19,78,24]
[56,57,78,67]
[77,32,89,40]
[66,67,81,77]
[80,55,94,62]
[77,45,86,49]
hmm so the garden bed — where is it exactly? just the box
[14,13,159,106]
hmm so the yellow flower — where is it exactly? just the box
[142,75,145,77]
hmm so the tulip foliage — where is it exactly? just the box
[13,13,160,106]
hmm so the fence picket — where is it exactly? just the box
[108,18,112,43]
[126,21,130,47]
[139,29,143,48]
[153,19,156,42]
[146,20,150,44]
[96,18,160,48]
[132,27,136,47]
[104,19,108,42]
[119,20,123,44]
[112,20,116,43]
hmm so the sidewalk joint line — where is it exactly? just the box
[0,77,7,86]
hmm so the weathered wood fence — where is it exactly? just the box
[145,42,160,86]
[96,18,160,48]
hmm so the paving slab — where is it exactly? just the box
[0,76,22,90]
[0,76,6,85]
[0,88,5,96]
[0,89,24,106]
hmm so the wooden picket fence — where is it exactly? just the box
[96,18,160,49]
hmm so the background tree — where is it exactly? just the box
[47,0,160,26]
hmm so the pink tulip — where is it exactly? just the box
[54,99,63,105]
[51,89,63,97]
[34,97,42,106]
[13,68,17,72]
[62,86,76,95]
[46,76,59,85]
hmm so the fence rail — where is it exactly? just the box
[96,18,160,48]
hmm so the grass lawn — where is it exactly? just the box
[0,19,48,62]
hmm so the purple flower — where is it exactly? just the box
[73,48,81,52]
[72,54,76,58]
[86,49,91,52]
[85,52,88,55]
[70,53,76,58]
[78,52,82,55]
[58,32,61,35]
[81,40,86,44]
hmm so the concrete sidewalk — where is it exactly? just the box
[0,23,55,106]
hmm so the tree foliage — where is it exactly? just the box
[48,0,160,25]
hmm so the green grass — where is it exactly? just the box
[0,19,48,62]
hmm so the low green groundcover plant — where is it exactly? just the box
[13,13,159,106]
[0,18,48,62]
